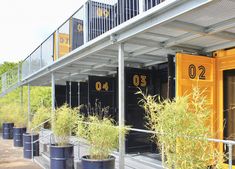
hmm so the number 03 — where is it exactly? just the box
[133,75,147,87]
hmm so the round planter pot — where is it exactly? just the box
[2,123,14,139]
[50,144,74,169]
[13,127,27,147]
[81,155,115,169]
[23,133,39,159]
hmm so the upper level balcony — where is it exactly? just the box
[1,0,235,96]
[0,0,167,95]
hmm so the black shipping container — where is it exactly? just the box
[88,76,116,119]
[78,82,88,116]
[72,18,84,50]
[88,1,115,40]
[152,62,175,100]
[55,85,67,108]
[124,67,155,153]
[66,82,79,108]
[115,0,139,25]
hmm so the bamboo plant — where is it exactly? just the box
[77,102,127,160]
[29,106,51,133]
[139,87,225,169]
[0,104,15,124]
[13,103,27,128]
[78,115,126,160]
[52,104,80,146]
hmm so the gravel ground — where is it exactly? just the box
[0,137,41,169]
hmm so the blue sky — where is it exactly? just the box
[0,0,85,63]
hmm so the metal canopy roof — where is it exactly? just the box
[20,0,235,87]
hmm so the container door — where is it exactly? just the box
[125,67,154,153]
[223,70,235,164]
[88,75,116,119]
[176,53,216,133]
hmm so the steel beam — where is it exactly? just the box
[203,41,235,53]
[131,47,161,57]
[164,20,235,47]
[205,17,235,34]
[141,32,174,39]
[127,37,162,48]
[118,43,125,169]
[163,32,202,47]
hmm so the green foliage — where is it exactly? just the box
[30,87,52,113]
[0,62,17,75]
[0,102,27,127]
[0,104,15,123]
[139,87,224,169]
[12,103,27,127]
[0,62,18,91]
[52,104,80,146]
[30,106,51,133]
[0,62,51,130]
[77,115,127,160]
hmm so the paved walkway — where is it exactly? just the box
[0,137,41,169]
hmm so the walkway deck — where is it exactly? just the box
[0,136,41,169]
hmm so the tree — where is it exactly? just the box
[0,62,51,129]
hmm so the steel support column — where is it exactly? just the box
[28,84,30,128]
[20,86,23,112]
[118,43,125,169]
[52,73,55,111]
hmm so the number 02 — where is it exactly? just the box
[188,64,206,80]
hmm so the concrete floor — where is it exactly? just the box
[0,137,41,169]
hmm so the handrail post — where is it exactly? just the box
[40,45,43,68]
[84,2,89,43]
[55,30,59,60]
[139,0,145,13]
[78,140,81,160]
[17,64,21,83]
[161,144,165,167]
[229,143,232,169]
[31,131,34,161]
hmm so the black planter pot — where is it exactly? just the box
[23,133,39,159]
[50,144,74,169]
[13,127,27,147]
[2,123,14,139]
[81,155,115,169]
